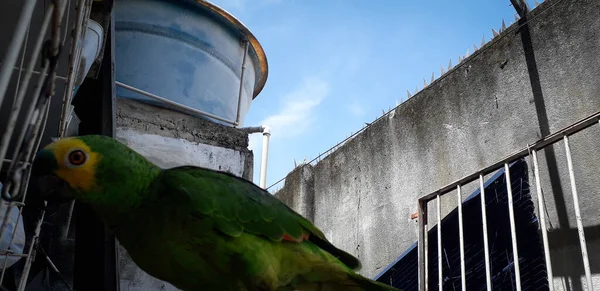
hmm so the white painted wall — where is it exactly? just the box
[116,128,247,177]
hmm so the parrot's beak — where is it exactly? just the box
[30,149,74,204]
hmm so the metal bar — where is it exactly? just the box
[2,64,68,80]
[479,175,492,291]
[59,0,90,137]
[436,194,443,291]
[531,150,554,290]
[234,40,249,127]
[563,136,594,291]
[0,4,55,164]
[504,163,522,291]
[115,81,237,125]
[457,185,466,291]
[12,25,30,106]
[17,209,46,291]
[417,199,428,291]
[418,110,600,203]
[0,0,38,107]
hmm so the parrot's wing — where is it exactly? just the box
[156,166,361,270]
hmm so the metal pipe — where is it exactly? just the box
[0,64,67,80]
[563,136,594,291]
[259,126,271,188]
[239,126,265,134]
[59,0,90,137]
[417,200,427,291]
[436,194,442,291]
[235,40,250,127]
[504,163,522,291]
[457,185,466,291]
[0,4,55,164]
[0,0,38,107]
[115,81,237,125]
[418,110,600,203]
[531,150,553,290]
[479,175,492,291]
[17,209,46,291]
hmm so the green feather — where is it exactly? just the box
[36,135,398,291]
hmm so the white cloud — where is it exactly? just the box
[257,78,328,143]
[348,100,366,117]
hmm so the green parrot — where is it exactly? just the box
[32,135,400,291]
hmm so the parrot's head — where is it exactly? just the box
[31,135,160,211]
[32,136,103,204]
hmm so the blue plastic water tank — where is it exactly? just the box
[114,0,268,126]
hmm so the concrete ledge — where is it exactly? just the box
[116,98,249,151]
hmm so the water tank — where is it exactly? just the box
[114,0,268,126]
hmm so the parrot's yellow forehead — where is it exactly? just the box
[44,137,101,192]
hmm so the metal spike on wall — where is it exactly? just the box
[440,65,446,75]
[407,90,412,99]
[474,44,478,51]
[492,28,499,37]
[514,13,520,22]
[465,48,470,58]
[458,55,464,62]
[423,78,428,87]
[430,72,435,83]
[501,19,506,32]
[534,0,540,6]
[481,35,486,47]
[396,100,399,106]
[448,59,453,71]
[415,85,419,93]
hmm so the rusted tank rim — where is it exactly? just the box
[196,0,269,99]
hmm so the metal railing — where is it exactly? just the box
[417,110,600,291]
[0,0,91,290]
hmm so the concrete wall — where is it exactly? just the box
[114,98,254,290]
[275,0,600,289]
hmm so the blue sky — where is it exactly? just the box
[208,0,532,190]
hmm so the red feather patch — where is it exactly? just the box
[282,233,310,242]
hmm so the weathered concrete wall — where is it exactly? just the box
[275,0,600,289]
[114,98,254,290]
[115,98,253,179]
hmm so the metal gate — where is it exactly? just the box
[417,110,600,291]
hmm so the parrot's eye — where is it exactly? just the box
[66,149,87,167]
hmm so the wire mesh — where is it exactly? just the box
[0,0,91,290]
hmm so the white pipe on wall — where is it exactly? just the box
[259,126,271,189]
[239,125,271,189]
